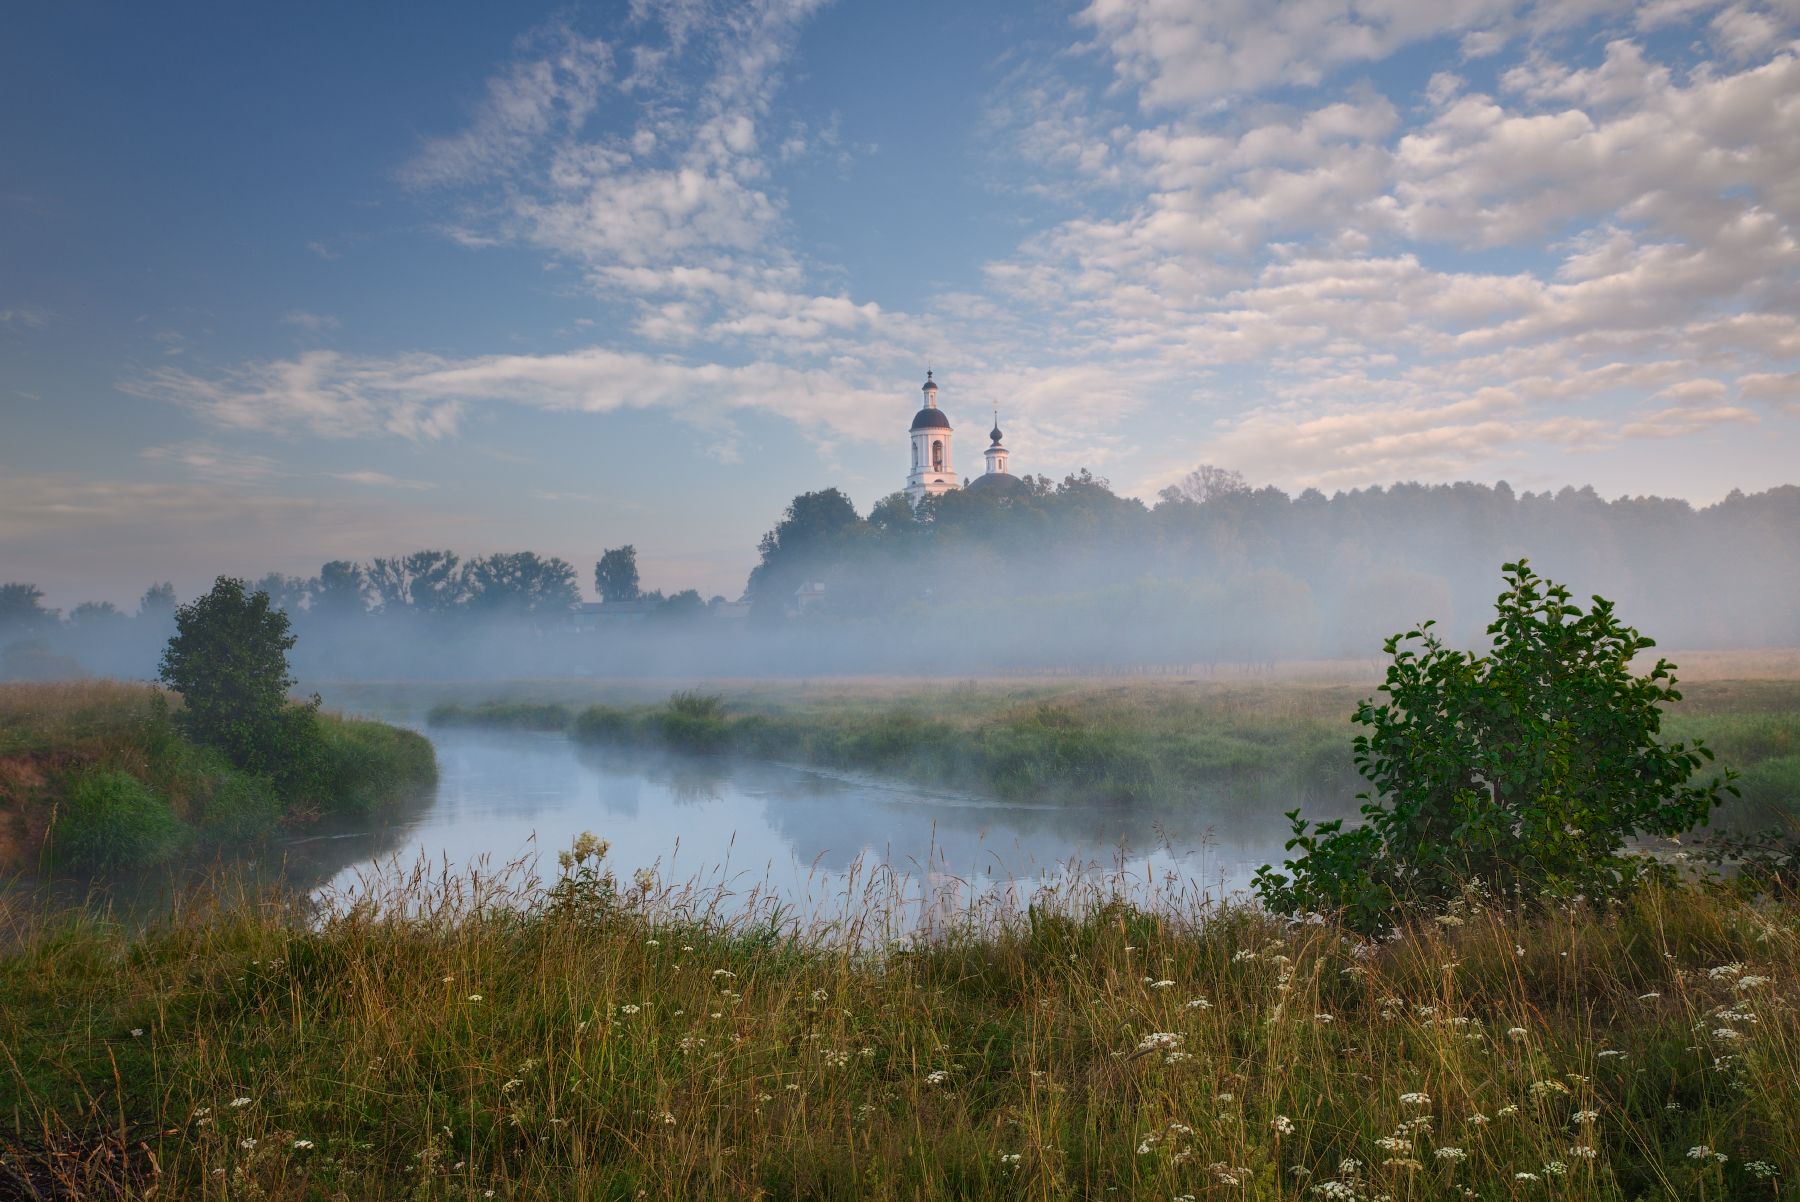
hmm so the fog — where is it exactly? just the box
[4,473,1798,685]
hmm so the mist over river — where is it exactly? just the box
[303,723,1297,932]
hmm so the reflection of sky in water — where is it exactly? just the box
[311,728,1299,929]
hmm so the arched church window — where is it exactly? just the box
[932,441,944,472]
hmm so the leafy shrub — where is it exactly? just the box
[304,717,438,818]
[49,770,183,871]
[1255,560,1737,932]
[192,766,282,844]
[572,706,633,742]
[658,692,729,752]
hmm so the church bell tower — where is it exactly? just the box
[905,370,956,505]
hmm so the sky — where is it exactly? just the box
[3,0,1798,608]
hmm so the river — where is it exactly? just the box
[300,725,1297,934]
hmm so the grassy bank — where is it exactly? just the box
[0,681,437,874]
[1,849,1795,1200]
[428,677,1800,822]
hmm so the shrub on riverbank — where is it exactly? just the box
[1,846,1795,1200]
[0,682,437,873]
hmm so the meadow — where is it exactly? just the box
[0,682,437,874]
[1,843,1795,1200]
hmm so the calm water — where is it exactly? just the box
[303,726,1298,929]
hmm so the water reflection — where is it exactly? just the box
[313,727,1302,926]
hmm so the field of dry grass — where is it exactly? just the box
[2,842,1796,1200]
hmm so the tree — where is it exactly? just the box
[0,583,58,632]
[137,583,177,620]
[68,601,126,629]
[1160,464,1250,506]
[747,488,864,603]
[1254,561,1736,932]
[595,546,641,603]
[253,573,311,614]
[368,551,463,612]
[310,561,369,618]
[158,577,316,775]
[462,552,580,617]
[655,589,705,620]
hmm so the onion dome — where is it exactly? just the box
[922,370,938,393]
[910,407,952,430]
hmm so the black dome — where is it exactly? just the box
[965,470,1025,494]
[989,424,1003,443]
[922,374,937,391]
[910,407,952,430]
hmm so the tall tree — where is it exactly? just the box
[595,546,641,603]
[369,550,463,612]
[462,552,580,617]
[137,583,177,620]
[310,561,369,618]
[158,576,314,775]
[747,488,864,602]
[253,573,311,614]
[0,583,57,632]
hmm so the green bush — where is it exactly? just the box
[49,770,184,871]
[657,692,730,753]
[1256,560,1738,932]
[305,717,438,818]
[191,764,282,844]
[573,705,634,742]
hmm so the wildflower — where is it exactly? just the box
[1638,991,1661,1000]
[712,969,735,979]
[1572,1109,1599,1125]
[1184,997,1211,1010]
[643,938,660,947]
[467,994,483,1003]
[1231,949,1257,963]
[1434,914,1464,927]
[1135,1032,1183,1054]
[240,1138,258,1149]
[1712,1028,1743,1041]
[1384,1157,1423,1170]
[633,867,656,892]
[1496,1105,1519,1117]
[229,1097,253,1109]
[1315,1012,1335,1023]
[1541,1160,1567,1176]
[1733,975,1770,990]
[293,1139,315,1150]
[1597,1049,1627,1058]
[681,945,694,952]
[619,1004,641,1015]
[130,1028,144,1038]
[1687,1146,1718,1161]
[1149,979,1175,989]
[1375,1137,1410,1152]
[925,1070,950,1085]
[1514,1172,1541,1181]
[1467,1114,1489,1125]
[1568,1145,1597,1160]
[999,1152,1022,1166]
[1311,1184,1356,1200]
[810,988,828,1002]
[1746,1161,1779,1180]
[1399,1092,1431,1107]
[1507,1027,1528,1039]
[1272,1115,1295,1135]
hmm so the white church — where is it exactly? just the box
[904,370,1025,504]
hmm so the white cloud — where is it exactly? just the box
[282,310,341,332]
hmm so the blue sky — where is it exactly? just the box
[4,0,1798,607]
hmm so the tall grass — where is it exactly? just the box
[1,848,1795,1200]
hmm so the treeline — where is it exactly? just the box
[5,470,1797,679]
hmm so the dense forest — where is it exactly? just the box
[5,472,1797,679]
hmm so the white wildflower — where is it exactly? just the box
[1135,1031,1183,1054]
[1572,1109,1599,1125]
[1149,979,1175,989]
[1435,1147,1466,1161]
[1568,1145,1597,1160]
[1272,1115,1295,1135]
[1399,1092,1431,1107]
[293,1139,315,1150]
[229,1097,253,1109]
[1184,997,1211,1010]
[925,1070,950,1085]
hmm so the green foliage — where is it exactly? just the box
[1256,560,1738,931]
[594,545,642,603]
[303,715,439,818]
[158,576,319,777]
[48,769,184,870]
[659,691,729,751]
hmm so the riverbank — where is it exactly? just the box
[425,677,1800,822]
[0,681,437,874]
[1,849,1794,1200]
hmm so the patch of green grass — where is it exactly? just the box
[45,768,185,871]
[1,682,437,873]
